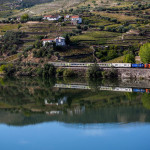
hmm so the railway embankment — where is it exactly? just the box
[117,68,150,79]
[63,67,150,79]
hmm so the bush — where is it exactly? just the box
[23,52,28,58]
[107,50,117,60]
[77,25,81,29]
[34,40,43,49]
[56,68,65,77]
[18,24,22,29]
[83,25,88,31]
[0,64,16,76]
[86,64,102,79]
[123,54,135,63]
[99,25,104,31]
[63,69,77,77]
[102,69,118,78]
[43,64,56,77]
[36,68,43,76]
[21,14,29,21]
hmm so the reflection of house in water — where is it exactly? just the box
[45,99,58,106]
[58,97,67,105]
[46,111,62,115]
[67,106,85,115]
[44,97,67,106]
[74,106,85,115]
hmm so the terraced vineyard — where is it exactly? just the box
[0,0,150,63]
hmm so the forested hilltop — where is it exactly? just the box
[0,0,54,10]
[0,0,53,5]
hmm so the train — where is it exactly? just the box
[49,62,150,68]
[54,84,150,93]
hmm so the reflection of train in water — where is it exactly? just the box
[54,84,150,93]
[49,62,150,68]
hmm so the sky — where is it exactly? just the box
[0,122,150,150]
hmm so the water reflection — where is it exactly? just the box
[0,77,150,127]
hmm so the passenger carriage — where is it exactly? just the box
[111,63,131,68]
[98,63,112,68]
[113,87,132,92]
[99,86,113,91]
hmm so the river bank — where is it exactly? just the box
[1,63,150,79]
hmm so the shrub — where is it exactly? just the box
[21,14,29,21]
[34,40,43,49]
[86,64,102,79]
[23,52,28,58]
[102,69,118,78]
[83,25,88,31]
[99,25,104,31]
[43,64,56,77]
[18,24,22,29]
[0,64,16,76]
[56,68,65,77]
[36,68,43,76]
[123,54,135,63]
[77,24,81,29]
[63,69,77,77]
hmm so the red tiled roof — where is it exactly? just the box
[71,15,79,18]
[64,15,70,18]
[42,39,54,41]
[44,15,52,17]
[44,15,58,18]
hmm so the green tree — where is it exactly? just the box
[77,25,81,29]
[139,43,150,63]
[99,25,104,31]
[107,50,117,60]
[123,54,135,63]
[21,14,29,21]
[86,64,102,79]
[34,40,42,49]
[64,34,70,45]
[43,64,56,77]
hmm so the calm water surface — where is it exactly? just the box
[0,77,150,150]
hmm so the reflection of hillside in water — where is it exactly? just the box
[0,77,150,126]
[0,106,150,127]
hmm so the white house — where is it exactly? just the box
[55,37,66,46]
[42,37,66,46]
[43,15,61,21]
[71,15,82,24]
[42,38,54,46]
[64,15,70,21]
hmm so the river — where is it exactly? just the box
[0,77,150,150]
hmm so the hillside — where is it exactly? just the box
[0,0,150,67]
